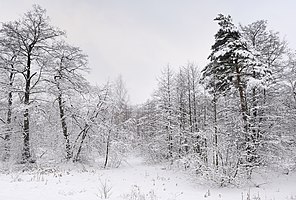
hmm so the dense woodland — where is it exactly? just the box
[1,6,295,186]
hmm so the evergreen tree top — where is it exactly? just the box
[214,14,235,32]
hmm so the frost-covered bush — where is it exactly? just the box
[105,140,129,168]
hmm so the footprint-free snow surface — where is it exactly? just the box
[1,155,296,200]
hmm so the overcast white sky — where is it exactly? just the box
[1,0,296,104]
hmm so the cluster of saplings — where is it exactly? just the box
[0,5,295,186]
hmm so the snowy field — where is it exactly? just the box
[1,155,296,200]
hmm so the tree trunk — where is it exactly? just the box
[167,74,173,159]
[178,95,185,156]
[213,92,219,169]
[74,128,87,162]
[235,65,249,143]
[251,70,260,141]
[188,82,193,133]
[235,64,255,173]
[4,72,14,161]
[58,92,71,160]
[235,65,248,129]
[22,53,32,163]
[168,129,173,158]
[104,133,111,168]
[192,73,198,132]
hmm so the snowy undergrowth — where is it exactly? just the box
[1,155,296,200]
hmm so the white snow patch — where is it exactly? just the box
[0,156,296,200]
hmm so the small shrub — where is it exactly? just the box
[97,178,112,199]
[123,185,157,200]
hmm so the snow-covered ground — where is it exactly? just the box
[1,156,296,200]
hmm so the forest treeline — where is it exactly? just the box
[0,6,295,186]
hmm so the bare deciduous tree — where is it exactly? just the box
[0,5,64,162]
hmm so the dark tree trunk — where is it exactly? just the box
[104,133,111,168]
[22,107,31,161]
[168,111,173,159]
[22,53,32,163]
[166,74,173,159]
[188,84,193,133]
[178,95,185,156]
[73,125,90,162]
[168,130,173,158]
[235,64,248,131]
[3,72,14,161]
[192,79,201,154]
[235,64,256,173]
[213,92,219,169]
[192,79,198,132]
[58,92,71,160]
[251,70,260,141]
[203,138,208,163]
[258,88,266,139]
[252,87,257,134]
